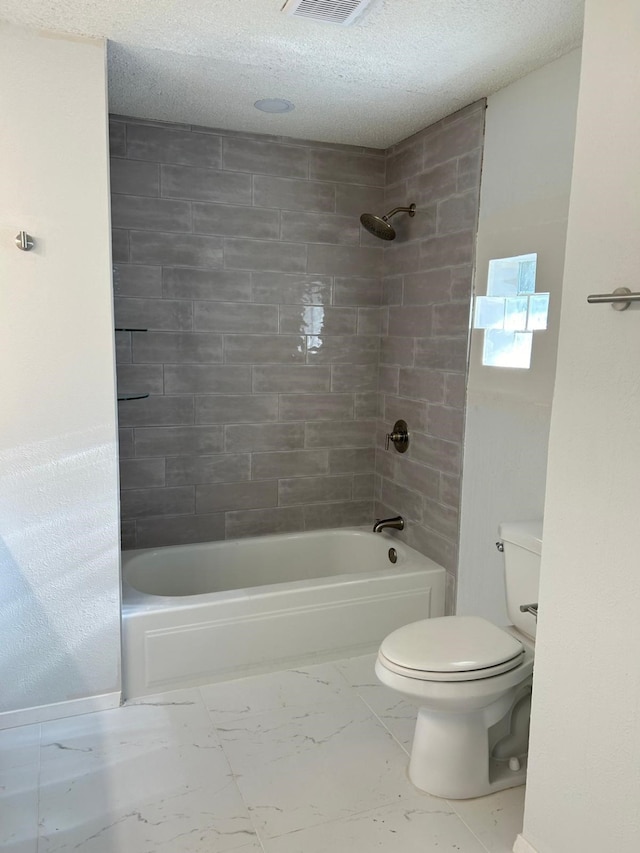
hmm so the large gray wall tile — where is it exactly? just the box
[195,302,279,334]
[279,306,356,336]
[135,513,225,548]
[110,158,159,196]
[135,425,224,456]
[305,420,375,448]
[409,432,461,477]
[114,297,192,331]
[112,229,129,262]
[164,364,252,393]
[251,450,329,480]
[398,368,446,402]
[303,500,373,530]
[116,364,164,395]
[121,519,136,550]
[115,331,131,363]
[166,454,250,485]
[420,230,475,271]
[309,150,385,186]
[306,335,378,364]
[307,244,382,276]
[279,393,354,421]
[113,264,162,298]
[225,506,305,539]
[437,191,479,235]
[422,112,485,170]
[335,184,385,217]
[253,364,330,392]
[195,395,279,423]
[163,268,251,302]
[121,486,195,519]
[119,458,166,490]
[224,238,306,273]
[330,363,378,391]
[118,395,194,427]
[130,231,223,268]
[253,175,335,212]
[328,447,375,473]
[252,272,332,305]
[388,306,432,337]
[119,428,134,458]
[127,123,221,167]
[281,211,359,246]
[333,277,382,306]
[403,269,451,304]
[223,137,308,178]
[279,475,352,506]
[111,195,191,232]
[226,423,305,452]
[225,335,305,364]
[109,120,126,157]
[193,202,280,239]
[161,164,252,204]
[197,480,278,513]
[133,331,222,364]
[414,336,467,371]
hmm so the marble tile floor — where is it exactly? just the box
[1,654,524,853]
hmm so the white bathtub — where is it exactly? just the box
[121,528,445,698]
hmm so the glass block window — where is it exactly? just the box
[473,253,549,368]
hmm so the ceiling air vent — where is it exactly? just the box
[281,0,375,26]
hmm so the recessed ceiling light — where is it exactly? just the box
[254,98,295,114]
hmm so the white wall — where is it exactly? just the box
[518,2,640,850]
[0,25,121,723]
[457,51,581,624]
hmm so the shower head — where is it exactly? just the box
[360,203,416,241]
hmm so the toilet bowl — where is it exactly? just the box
[376,520,542,800]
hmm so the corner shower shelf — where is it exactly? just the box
[117,393,150,402]
[115,327,149,401]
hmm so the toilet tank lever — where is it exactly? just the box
[519,603,538,619]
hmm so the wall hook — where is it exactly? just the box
[15,231,35,251]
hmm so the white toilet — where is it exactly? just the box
[375,520,542,799]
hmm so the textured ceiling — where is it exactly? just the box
[1,0,584,147]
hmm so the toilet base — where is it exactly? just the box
[408,687,531,799]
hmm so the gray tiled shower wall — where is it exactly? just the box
[111,118,386,549]
[111,103,485,574]
[374,100,486,598]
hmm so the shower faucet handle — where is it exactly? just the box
[385,420,409,453]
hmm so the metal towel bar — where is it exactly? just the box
[587,287,640,311]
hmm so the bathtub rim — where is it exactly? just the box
[121,527,440,613]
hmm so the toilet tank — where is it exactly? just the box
[499,520,543,640]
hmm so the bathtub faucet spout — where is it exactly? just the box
[372,515,404,533]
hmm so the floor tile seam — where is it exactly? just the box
[256,792,464,847]
[328,659,361,688]
[199,691,361,729]
[352,690,412,756]
[225,768,267,853]
[37,727,225,760]
[444,798,496,853]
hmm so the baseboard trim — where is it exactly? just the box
[513,834,539,853]
[0,691,121,730]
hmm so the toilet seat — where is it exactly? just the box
[379,616,525,683]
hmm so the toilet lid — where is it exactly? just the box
[380,616,524,675]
